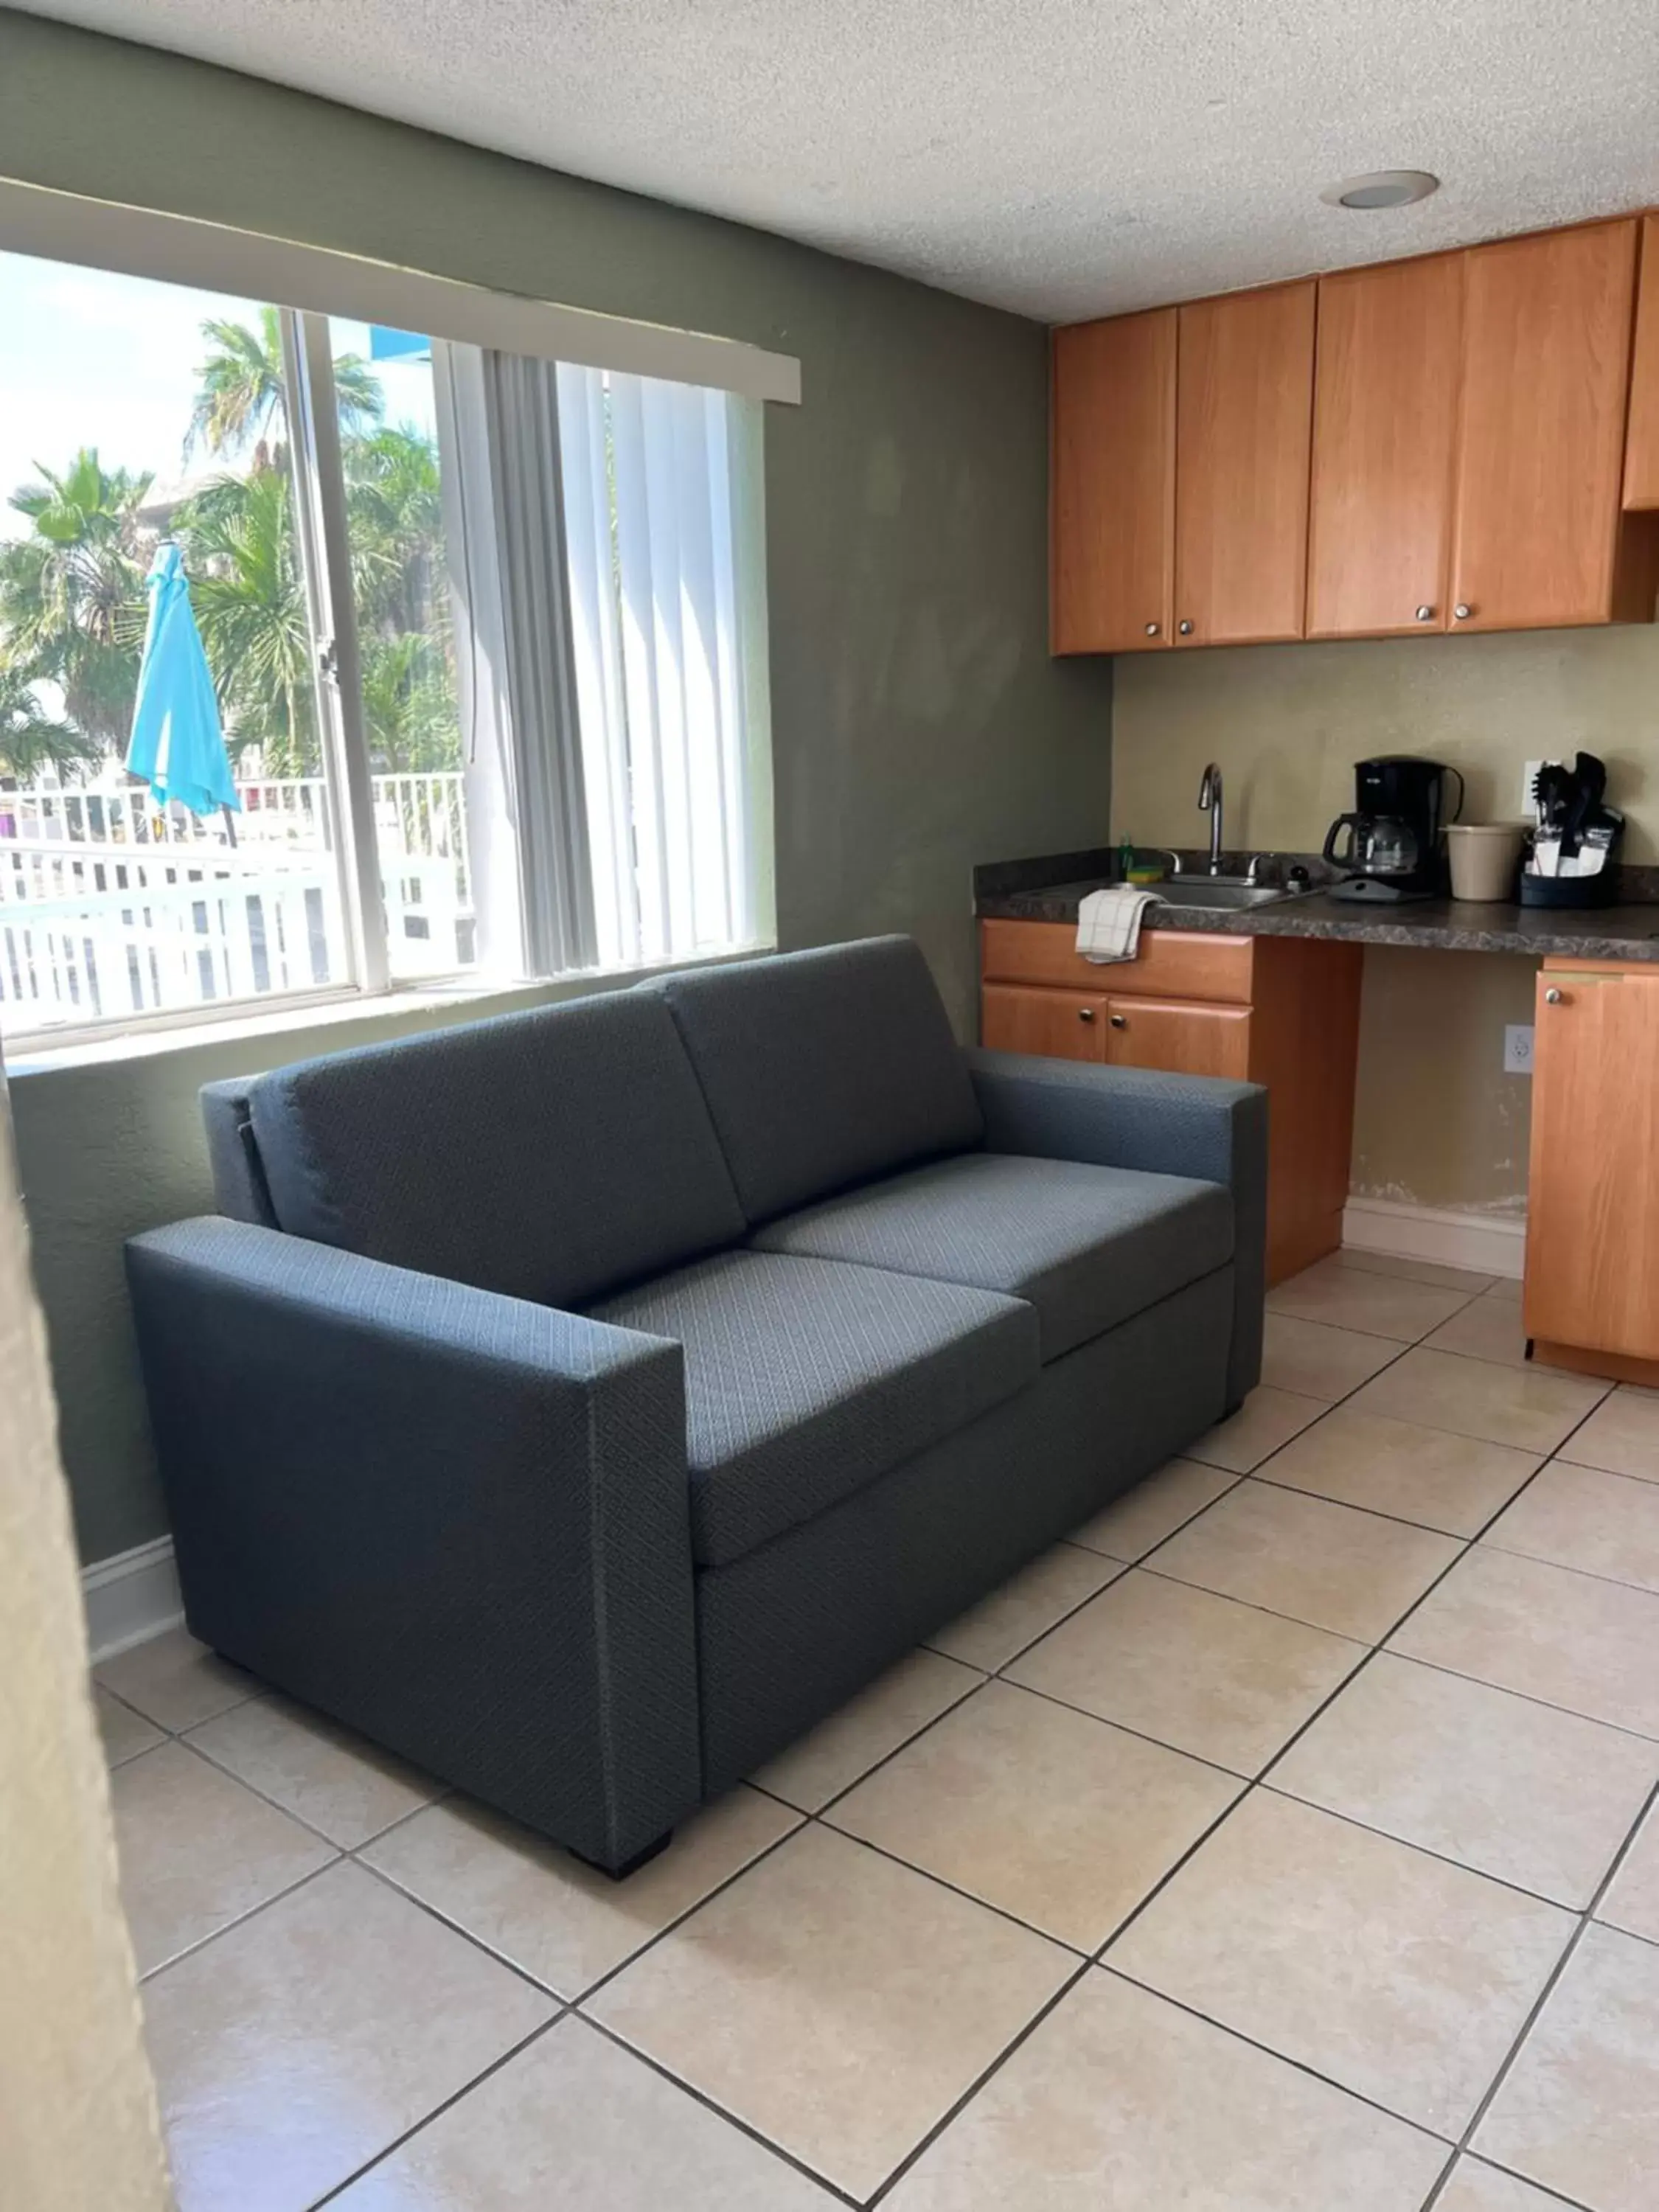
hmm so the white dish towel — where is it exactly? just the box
[1075,886,1159,964]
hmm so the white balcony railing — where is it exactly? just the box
[0,771,474,1031]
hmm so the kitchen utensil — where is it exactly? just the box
[1558,751,1607,861]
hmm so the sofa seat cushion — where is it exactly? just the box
[751,1152,1234,1363]
[589,1251,1038,1567]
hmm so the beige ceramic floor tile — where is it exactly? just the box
[927,1543,1123,1671]
[827,1680,1239,1950]
[186,1694,439,1848]
[1391,1545,1659,1738]
[1148,1479,1461,1642]
[1599,1806,1659,1945]
[1436,2158,1576,2211]
[143,1858,553,2212]
[1068,1457,1237,1561]
[1349,1348,1607,1456]
[1559,1385,1659,1484]
[1261,1313,1401,1399]
[1334,1248,1498,1294]
[588,1823,1074,2201]
[363,1783,798,2000]
[753,1648,983,1812]
[1268,1262,1476,1343]
[1486,1461,1659,1595]
[1007,1568,1364,1774]
[1485,1274,1525,1301]
[1422,1292,1537,1369]
[1271,1652,1659,1907]
[1109,1790,1573,2137]
[112,1742,335,1976]
[96,1624,257,1731]
[333,2014,837,2210]
[1188,1385,1329,1472]
[885,1967,1444,2212]
[96,1686,164,1767]
[1475,1924,1659,2212]
[1257,1408,1542,1537]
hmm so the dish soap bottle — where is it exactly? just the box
[1117,832,1135,883]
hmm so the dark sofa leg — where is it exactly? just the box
[572,1829,675,1881]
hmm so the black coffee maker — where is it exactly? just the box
[1323,757,1464,902]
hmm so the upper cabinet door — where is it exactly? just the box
[1051,310,1176,653]
[1450,221,1639,631]
[1174,281,1316,647]
[1623,214,1659,512]
[1307,256,1464,639]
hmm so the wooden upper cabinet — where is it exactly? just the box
[1174,281,1316,647]
[1450,220,1643,630]
[1307,255,1464,639]
[1051,310,1176,653]
[1624,213,1659,512]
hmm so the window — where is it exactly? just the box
[0,240,774,1040]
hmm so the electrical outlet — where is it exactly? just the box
[1504,1023,1534,1075]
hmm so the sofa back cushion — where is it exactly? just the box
[654,936,984,1222]
[246,992,747,1307]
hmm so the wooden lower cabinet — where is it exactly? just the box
[1525,960,1659,1374]
[980,921,1363,1286]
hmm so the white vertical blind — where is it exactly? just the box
[557,366,765,970]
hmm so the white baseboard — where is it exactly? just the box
[81,1536,182,1664]
[1342,1197,1526,1281]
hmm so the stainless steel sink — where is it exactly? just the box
[1152,879,1305,911]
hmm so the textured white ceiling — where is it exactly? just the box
[10,0,1659,321]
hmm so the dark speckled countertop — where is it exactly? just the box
[974,846,1659,962]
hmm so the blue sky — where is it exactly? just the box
[0,247,437,540]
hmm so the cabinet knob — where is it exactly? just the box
[1545,987,1564,1004]
[1144,622,1161,636]
[1414,605,1434,622]
[1453,603,1472,621]
[1178,619,1194,636]
[1078,1006,1096,1021]
[1109,1013,1128,1029]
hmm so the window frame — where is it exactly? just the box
[0,182,796,1054]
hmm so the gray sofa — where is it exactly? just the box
[126,936,1265,1874]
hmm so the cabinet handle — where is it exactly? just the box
[1453,603,1472,620]
[1144,622,1161,637]
[1178,619,1194,636]
[1414,605,1434,622]
[1109,1013,1127,1029]
[1078,1006,1096,1021]
[1544,987,1564,1004]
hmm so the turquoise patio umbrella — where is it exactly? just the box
[125,543,241,831]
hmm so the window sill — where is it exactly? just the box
[3,943,775,1078]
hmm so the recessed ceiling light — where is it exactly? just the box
[1321,170,1440,210]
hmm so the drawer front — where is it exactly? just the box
[980,917,1254,1005]
[981,984,1108,1062]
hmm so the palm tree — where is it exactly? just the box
[187,307,384,462]
[0,450,151,748]
[0,660,98,781]
[175,469,319,778]
[360,630,457,772]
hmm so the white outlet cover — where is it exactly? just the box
[1504,1023,1535,1075]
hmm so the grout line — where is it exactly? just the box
[796,1666,992,1823]
[170,1728,430,1857]
[138,1854,344,1986]
[577,2012,868,2209]
[303,2011,570,2211]
[344,1851,582,2005]
[1099,1961,1458,2146]
[1245,1464,1528,1538]
[1477,1531,1659,1604]
[984,1671,1259,1787]
[799,1815,1089,1963]
[1379,1644,1659,1749]
[1441,2162,1599,2212]
[919,1545,1134,1677]
[1416,1773,1659,2212]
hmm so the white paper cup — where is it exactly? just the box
[1447,824,1524,902]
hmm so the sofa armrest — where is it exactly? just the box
[964,1050,1267,1408]
[125,1218,698,1871]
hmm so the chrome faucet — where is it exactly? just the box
[1197,762,1224,875]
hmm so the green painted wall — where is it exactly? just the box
[0,12,1112,1563]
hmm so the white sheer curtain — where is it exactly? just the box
[557,366,771,971]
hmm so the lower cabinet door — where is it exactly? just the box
[981,984,1107,1060]
[1104,995,1253,1079]
[1526,967,1659,1358]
